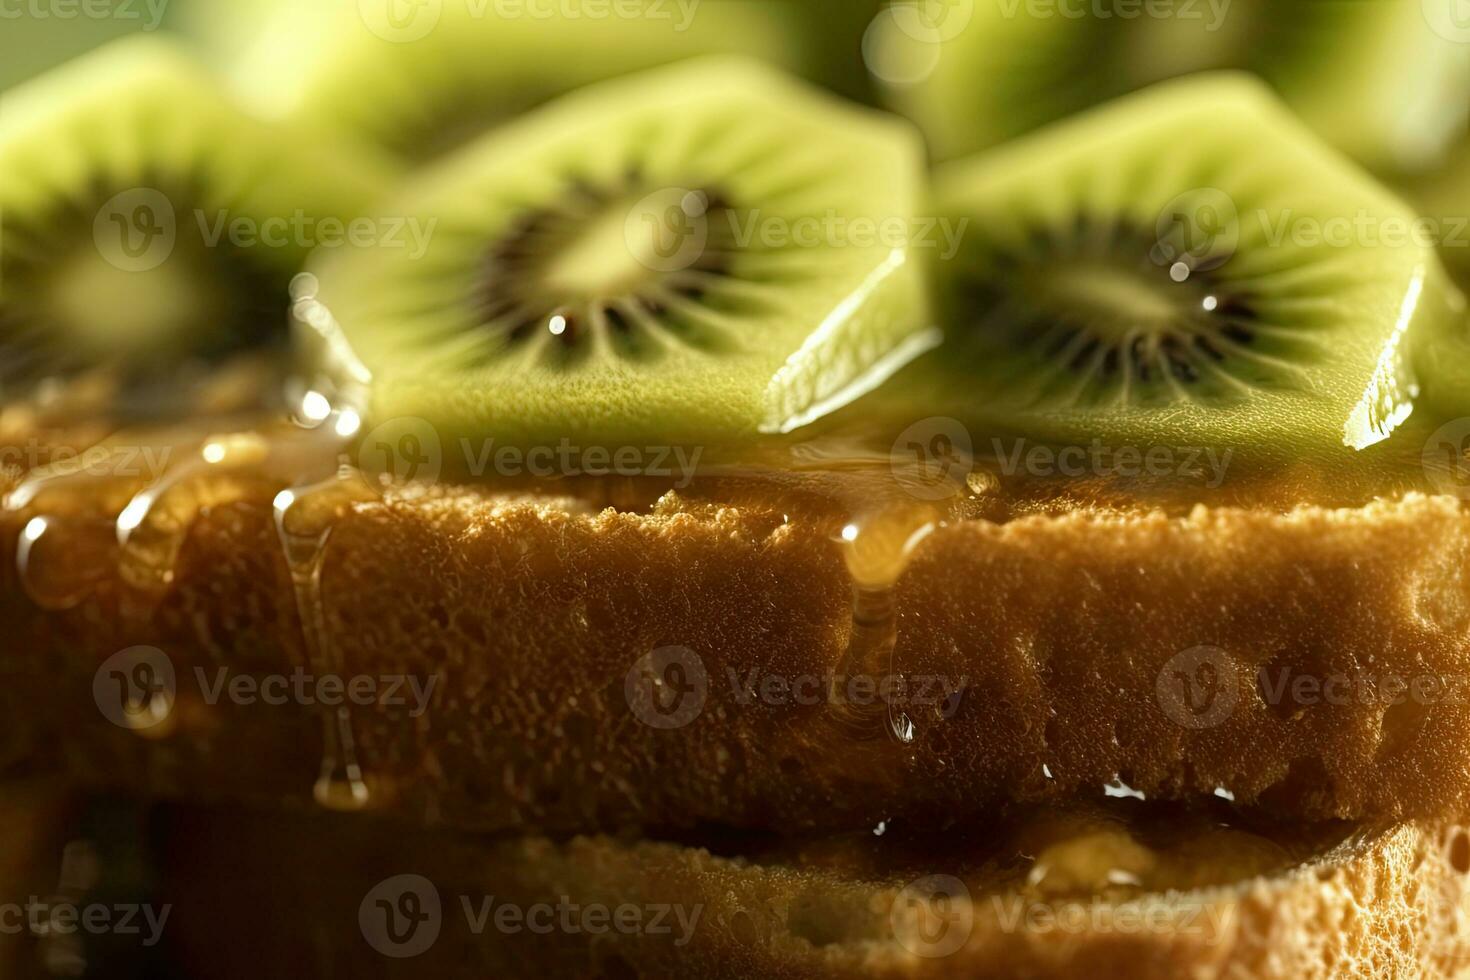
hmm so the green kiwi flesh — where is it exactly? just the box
[306,57,932,452]
[239,0,814,165]
[0,37,392,405]
[917,74,1459,465]
[870,0,1470,171]
[1407,155,1470,417]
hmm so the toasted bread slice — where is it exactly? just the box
[5,421,1470,830]
[144,799,1470,979]
[6,459,1470,830]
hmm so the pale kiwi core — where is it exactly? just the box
[1028,260,1209,338]
[541,194,683,301]
[41,246,224,358]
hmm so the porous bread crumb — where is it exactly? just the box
[4,476,1470,832]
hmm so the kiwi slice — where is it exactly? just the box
[304,57,932,452]
[0,37,391,405]
[1406,157,1470,415]
[869,0,1470,170]
[910,74,1458,465]
[233,0,815,165]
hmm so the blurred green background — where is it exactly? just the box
[0,0,287,92]
[2,3,175,91]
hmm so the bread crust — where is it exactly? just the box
[151,802,1470,979]
[6,454,1470,831]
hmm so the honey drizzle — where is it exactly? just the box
[829,502,942,743]
[685,442,965,745]
[2,375,393,810]
[273,468,381,812]
[15,513,115,611]
[4,368,975,834]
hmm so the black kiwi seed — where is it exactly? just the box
[473,170,748,367]
[961,216,1267,399]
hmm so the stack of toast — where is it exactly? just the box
[7,1,1470,976]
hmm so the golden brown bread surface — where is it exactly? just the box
[6,443,1470,831]
[150,799,1470,979]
